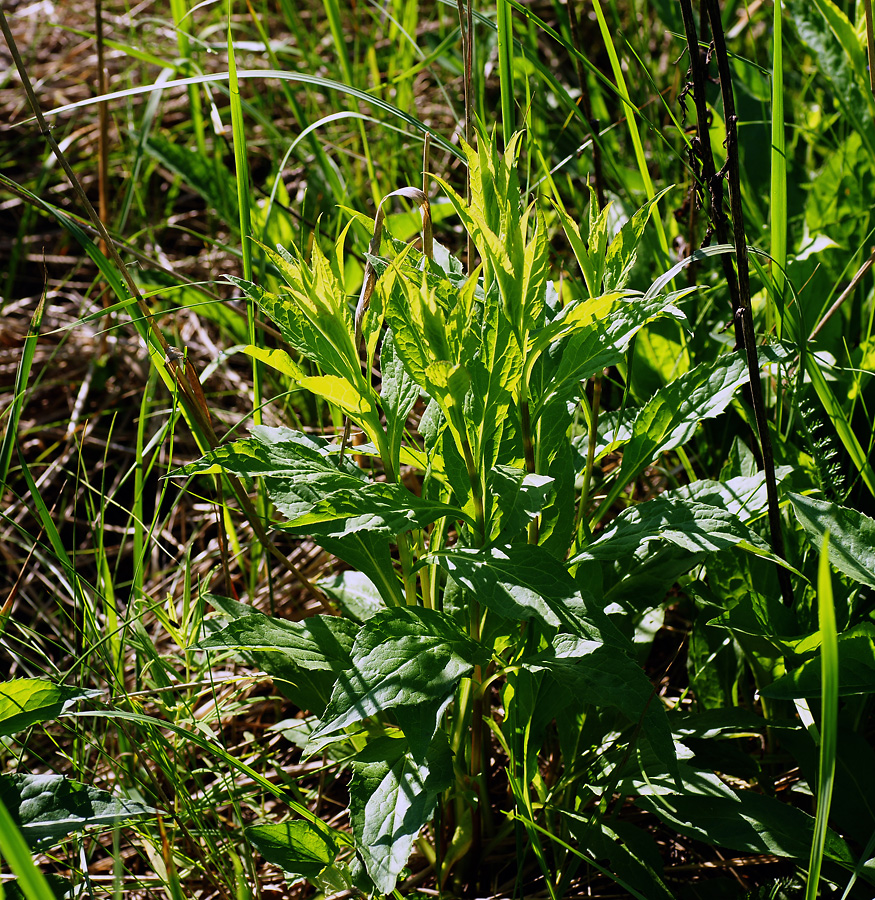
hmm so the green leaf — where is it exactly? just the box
[380,329,420,473]
[310,607,486,743]
[635,787,855,868]
[0,681,99,738]
[245,821,338,879]
[180,426,365,519]
[306,527,406,608]
[296,374,373,417]
[670,469,794,518]
[572,496,771,564]
[145,133,238,225]
[429,544,622,642]
[609,351,755,498]
[316,571,384,622]
[760,629,875,698]
[603,187,675,292]
[789,493,875,589]
[0,774,152,848]
[200,600,357,714]
[349,731,452,894]
[534,293,685,420]
[526,637,677,776]
[488,468,554,544]
[786,0,875,155]
[282,482,469,537]
[242,345,306,380]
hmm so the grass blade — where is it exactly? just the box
[496,0,515,147]
[0,797,59,900]
[805,532,839,900]
[770,0,787,338]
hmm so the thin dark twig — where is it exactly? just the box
[704,0,794,608]
[679,0,744,350]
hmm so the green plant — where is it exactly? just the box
[176,129,875,897]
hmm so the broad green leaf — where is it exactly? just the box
[611,351,754,493]
[310,607,486,742]
[635,787,855,869]
[708,590,801,654]
[760,630,875,698]
[572,497,771,564]
[0,681,99,738]
[316,571,384,622]
[282,482,469,537]
[488,468,554,544]
[429,544,624,645]
[306,527,405,608]
[242,345,306,380]
[296,375,373,417]
[789,493,875,589]
[349,731,452,894]
[670,468,794,519]
[534,293,686,420]
[526,636,677,777]
[0,774,151,848]
[180,425,365,520]
[245,821,337,879]
[200,600,357,714]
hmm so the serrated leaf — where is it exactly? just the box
[0,774,152,848]
[571,496,771,564]
[603,186,674,292]
[380,329,420,472]
[296,375,373,417]
[242,345,306,379]
[282,482,469,537]
[179,426,365,520]
[245,821,337,879]
[0,681,99,738]
[614,352,751,487]
[670,468,793,519]
[534,293,686,420]
[311,607,486,742]
[788,493,875,589]
[349,731,452,894]
[488,468,554,544]
[306,526,406,607]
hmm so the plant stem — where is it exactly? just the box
[704,0,794,608]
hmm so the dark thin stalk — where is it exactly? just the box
[704,0,794,608]
[678,0,743,350]
[566,0,605,209]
